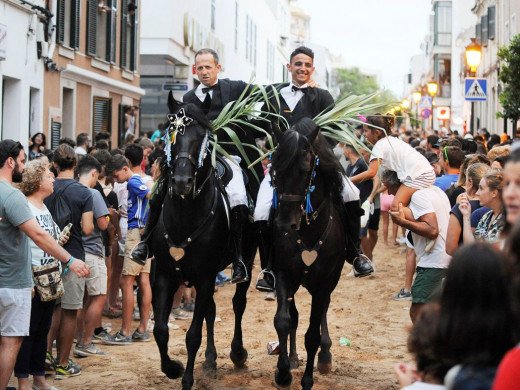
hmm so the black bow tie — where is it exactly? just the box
[202,84,218,94]
[292,85,307,93]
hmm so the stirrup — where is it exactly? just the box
[256,269,276,289]
[232,259,249,283]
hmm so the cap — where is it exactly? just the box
[464,133,474,139]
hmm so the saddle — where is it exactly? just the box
[215,154,232,187]
[215,154,249,188]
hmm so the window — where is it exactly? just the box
[434,1,452,46]
[504,21,509,45]
[121,0,138,71]
[488,6,496,40]
[211,0,216,30]
[57,0,80,49]
[93,97,111,135]
[434,55,451,98]
[476,23,482,45]
[481,15,488,47]
[234,2,238,52]
[86,0,117,62]
[512,14,517,39]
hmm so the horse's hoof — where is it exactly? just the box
[162,359,185,379]
[317,361,332,374]
[230,348,248,367]
[202,361,217,378]
[274,369,292,389]
[289,356,299,370]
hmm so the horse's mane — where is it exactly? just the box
[272,119,344,201]
[271,130,302,174]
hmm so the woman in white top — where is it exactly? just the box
[350,114,436,212]
[14,160,68,390]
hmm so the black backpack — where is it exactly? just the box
[47,181,75,230]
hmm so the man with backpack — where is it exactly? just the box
[44,144,94,378]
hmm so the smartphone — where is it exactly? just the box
[62,223,73,236]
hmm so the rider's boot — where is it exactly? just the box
[231,205,250,284]
[130,174,167,265]
[255,221,275,292]
[343,200,374,277]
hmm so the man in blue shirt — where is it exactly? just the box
[106,146,152,345]
[434,146,465,191]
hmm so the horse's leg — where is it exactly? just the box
[230,229,255,366]
[202,294,217,378]
[152,273,184,379]
[301,292,330,390]
[273,274,293,388]
[317,299,332,374]
[288,298,299,370]
[230,276,250,367]
[181,278,213,390]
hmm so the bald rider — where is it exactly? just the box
[131,48,264,284]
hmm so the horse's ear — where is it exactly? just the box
[306,123,320,145]
[167,91,181,113]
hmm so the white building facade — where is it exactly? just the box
[140,0,291,131]
[0,0,45,146]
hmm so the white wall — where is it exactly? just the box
[451,0,476,132]
[0,1,45,146]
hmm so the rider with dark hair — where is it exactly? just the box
[254,46,374,292]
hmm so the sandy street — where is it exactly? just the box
[12,236,413,390]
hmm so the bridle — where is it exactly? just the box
[271,142,320,226]
[164,108,213,199]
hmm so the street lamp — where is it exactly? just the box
[427,81,438,97]
[401,99,410,109]
[465,38,482,75]
[412,91,421,104]
[427,81,438,131]
[465,38,482,134]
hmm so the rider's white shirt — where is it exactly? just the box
[194,79,219,102]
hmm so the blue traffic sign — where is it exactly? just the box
[465,78,487,101]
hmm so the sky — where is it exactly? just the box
[294,0,432,96]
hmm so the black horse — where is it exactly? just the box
[151,95,256,389]
[270,118,347,389]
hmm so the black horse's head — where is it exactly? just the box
[271,117,320,232]
[166,92,213,197]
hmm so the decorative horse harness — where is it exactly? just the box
[162,109,229,264]
[270,143,335,274]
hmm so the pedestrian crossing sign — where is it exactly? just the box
[465,78,487,101]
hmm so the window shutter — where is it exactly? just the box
[120,0,128,68]
[488,6,496,40]
[481,15,488,47]
[108,0,117,63]
[130,11,138,71]
[93,97,111,135]
[475,23,482,45]
[86,0,97,56]
[51,120,62,150]
[71,0,81,49]
[57,0,65,44]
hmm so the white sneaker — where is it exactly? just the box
[264,291,276,301]
[171,307,193,320]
